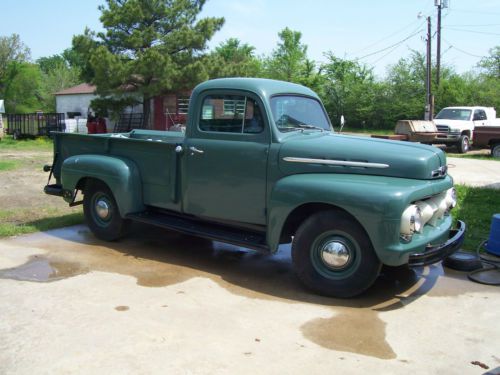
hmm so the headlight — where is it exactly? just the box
[400,205,423,235]
[450,128,461,133]
[445,187,457,208]
[416,200,436,224]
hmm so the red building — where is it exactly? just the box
[153,91,192,131]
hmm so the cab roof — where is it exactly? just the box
[192,78,319,101]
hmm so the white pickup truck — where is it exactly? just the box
[434,106,500,153]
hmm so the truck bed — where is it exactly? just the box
[53,129,185,211]
[473,126,500,148]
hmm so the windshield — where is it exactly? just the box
[270,95,331,132]
[435,108,472,121]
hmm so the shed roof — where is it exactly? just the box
[55,83,96,96]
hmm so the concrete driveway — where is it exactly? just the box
[447,157,500,189]
[1,224,499,374]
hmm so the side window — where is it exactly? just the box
[473,110,486,121]
[199,94,264,134]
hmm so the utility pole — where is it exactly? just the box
[436,1,442,86]
[435,0,448,87]
[425,16,433,121]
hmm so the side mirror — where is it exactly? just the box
[339,115,345,133]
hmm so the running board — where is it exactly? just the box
[126,211,270,253]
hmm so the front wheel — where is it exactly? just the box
[456,135,469,154]
[83,180,128,241]
[491,144,500,158]
[292,210,381,298]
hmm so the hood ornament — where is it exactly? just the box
[431,165,447,178]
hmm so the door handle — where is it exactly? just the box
[189,146,204,154]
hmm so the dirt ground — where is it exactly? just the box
[0,148,81,229]
[0,150,60,209]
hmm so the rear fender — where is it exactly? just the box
[61,154,144,216]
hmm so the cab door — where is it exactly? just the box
[182,91,270,225]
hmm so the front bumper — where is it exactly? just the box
[435,133,461,142]
[408,220,466,267]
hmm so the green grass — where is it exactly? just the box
[0,160,20,171]
[0,211,84,237]
[0,135,53,152]
[454,185,500,251]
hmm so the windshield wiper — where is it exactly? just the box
[297,124,325,132]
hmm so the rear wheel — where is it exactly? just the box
[456,135,469,154]
[292,210,381,298]
[83,180,128,241]
[492,144,500,158]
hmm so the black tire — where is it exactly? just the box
[491,144,500,159]
[292,210,381,298]
[443,251,482,272]
[83,179,128,241]
[456,135,469,154]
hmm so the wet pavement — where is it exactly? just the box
[0,224,499,374]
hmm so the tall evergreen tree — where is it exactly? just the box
[72,0,224,125]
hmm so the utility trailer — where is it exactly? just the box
[6,113,65,139]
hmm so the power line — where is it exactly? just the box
[348,18,422,56]
[369,42,407,66]
[444,27,500,36]
[448,8,500,16]
[445,23,500,27]
[442,38,485,58]
[356,28,424,60]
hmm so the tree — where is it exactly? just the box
[72,0,224,125]
[205,38,262,78]
[264,28,320,88]
[0,34,31,85]
[478,46,500,79]
[3,62,42,113]
[321,53,376,129]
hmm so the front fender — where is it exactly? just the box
[267,173,453,263]
[61,154,144,216]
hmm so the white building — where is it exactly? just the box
[55,83,97,119]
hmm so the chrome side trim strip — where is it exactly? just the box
[283,157,390,169]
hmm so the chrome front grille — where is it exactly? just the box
[436,125,449,132]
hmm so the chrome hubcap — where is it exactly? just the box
[320,240,351,269]
[95,199,110,220]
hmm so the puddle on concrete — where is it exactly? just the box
[0,256,86,282]
[301,309,396,359]
[1,224,496,360]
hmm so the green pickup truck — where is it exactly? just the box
[44,78,465,297]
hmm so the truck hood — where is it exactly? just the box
[433,119,470,127]
[278,132,447,180]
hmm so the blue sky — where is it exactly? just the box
[1,0,499,78]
